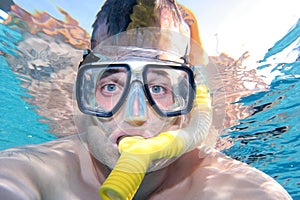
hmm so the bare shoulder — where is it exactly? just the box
[0,136,79,176]
[153,146,292,200]
[191,146,292,200]
[0,135,81,164]
[0,135,96,199]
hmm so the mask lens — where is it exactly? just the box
[77,63,195,117]
[95,67,128,110]
[144,65,195,116]
[76,64,130,117]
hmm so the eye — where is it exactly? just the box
[104,84,117,92]
[97,82,123,98]
[150,85,165,94]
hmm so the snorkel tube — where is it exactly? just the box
[99,84,212,200]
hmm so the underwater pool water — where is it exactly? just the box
[0,57,57,149]
[222,20,300,199]
[0,2,299,199]
[0,24,56,149]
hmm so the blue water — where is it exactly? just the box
[222,19,300,199]
[0,23,56,149]
[0,5,299,200]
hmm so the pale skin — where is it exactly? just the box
[0,135,292,200]
[0,1,292,198]
[0,59,292,200]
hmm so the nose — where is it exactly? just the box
[123,82,147,126]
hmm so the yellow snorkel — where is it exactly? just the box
[99,85,212,200]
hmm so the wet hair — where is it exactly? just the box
[91,0,183,49]
[91,0,137,49]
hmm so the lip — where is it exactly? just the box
[116,135,128,145]
[110,129,156,147]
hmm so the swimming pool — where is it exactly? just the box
[0,2,299,199]
[222,19,300,199]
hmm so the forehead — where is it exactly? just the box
[92,27,190,62]
[91,46,186,66]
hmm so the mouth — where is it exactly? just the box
[116,135,127,145]
[112,129,156,147]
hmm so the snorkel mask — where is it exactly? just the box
[73,27,212,200]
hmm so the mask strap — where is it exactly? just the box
[78,49,100,68]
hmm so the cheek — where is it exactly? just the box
[146,107,173,126]
[96,117,118,135]
[86,126,119,168]
[161,95,174,107]
[95,91,115,111]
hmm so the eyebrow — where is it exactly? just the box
[148,69,169,77]
[147,70,171,83]
[100,68,126,79]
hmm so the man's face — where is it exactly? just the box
[80,62,192,170]
[86,90,179,170]
[75,27,197,170]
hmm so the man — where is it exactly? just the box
[0,0,291,199]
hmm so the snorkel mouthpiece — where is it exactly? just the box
[98,85,212,200]
[99,133,184,200]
